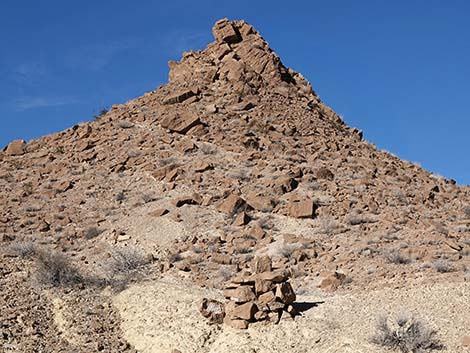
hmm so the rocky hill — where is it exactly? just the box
[1,19,469,353]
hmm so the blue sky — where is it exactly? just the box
[1,1,469,184]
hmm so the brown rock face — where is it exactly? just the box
[231,301,257,321]
[252,256,272,274]
[289,200,317,219]
[199,298,225,324]
[275,282,296,305]
[4,139,26,156]
[162,87,198,105]
[223,286,255,303]
[217,194,246,215]
[319,271,347,291]
[212,18,242,44]
[160,112,201,134]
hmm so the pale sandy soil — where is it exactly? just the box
[113,276,470,353]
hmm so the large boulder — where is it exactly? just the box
[160,112,201,134]
[212,18,242,44]
[4,139,26,156]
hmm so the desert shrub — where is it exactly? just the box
[142,193,157,203]
[227,168,251,181]
[218,265,234,281]
[463,206,470,219]
[102,247,148,289]
[371,313,443,352]
[257,216,274,230]
[233,247,253,255]
[199,143,217,155]
[168,252,183,263]
[23,181,33,196]
[117,120,134,129]
[434,223,448,236]
[35,250,82,287]
[127,149,141,158]
[25,205,41,212]
[432,259,453,273]
[347,212,376,225]
[318,215,339,235]
[278,243,300,259]
[157,157,178,167]
[9,241,36,258]
[385,250,412,265]
[54,145,65,154]
[464,266,470,281]
[84,227,102,240]
[115,191,125,202]
[93,107,108,119]
[455,224,470,233]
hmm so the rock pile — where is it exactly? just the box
[222,256,297,329]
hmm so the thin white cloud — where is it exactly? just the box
[65,39,138,70]
[12,62,48,85]
[15,96,77,111]
[163,30,209,58]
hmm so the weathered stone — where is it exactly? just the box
[231,302,257,321]
[245,192,276,212]
[193,160,212,173]
[199,298,225,324]
[319,271,346,291]
[231,270,255,285]
[273,176,298,194]
[217,194,246,214]
[275,282,296,305]
[227,101,255,112]
[172,195,201,207]
[152,164,178,181]
[175,138,196,153]
[5,140,26,156]
[76,140,94,152]
[233,211,250,226]
[211,253,231,265]
[254,278,274,295]
[56,180,73,193]
[256,270,288,283]
[316,167,334,180]
[254,311,268,321]
[175,260,190,271]
[205,104,217,114]
[160,112,201,134]
[250,224,266,239]
[212,18,241,44]
[267,310,281,324]
[252,255,272,274]
[224,317,248,329]
[289,200,317,219]
[163,88,198,105]
[258,290,275,305]
[148,208,169,217]
[223,286,255,303]
[444,240,462,251]
[116,234,131,242]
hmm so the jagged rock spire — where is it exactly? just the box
[167,18,315,99]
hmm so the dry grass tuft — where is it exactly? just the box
[35,250,83,287]
[371,313,443,353]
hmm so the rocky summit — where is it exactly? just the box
[1,19,469,353]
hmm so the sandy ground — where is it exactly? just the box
[113,276,470,353]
